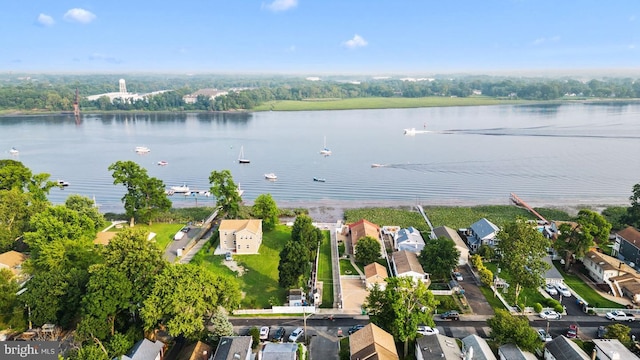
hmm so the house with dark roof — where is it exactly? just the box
[364,262,388,290]
[461,334,496,360]
[394,227,425,253]
[543,335,590,360]
[347,219,381,255]
[121,339,165,360]
[498,344,536,360]
[262,342,299,360]
[212,336,252,360]
[391,250,429,285]
[613,226,640,266]
[176,341,212,360]
[349,323,399,360]
[415,334,462,360]
[433,226,468,265]
[219,220,263,254]
[465,218,500,253]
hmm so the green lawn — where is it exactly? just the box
[483,262,546,307]
[553,262,624,309]
[340,259,359,275]
[435,295,461,313]
[317,230,334,308]
[115,223,184,251]
[479,285,508,311]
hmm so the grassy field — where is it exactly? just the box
[483,262,547,308]
[111,223,184,251]
[253,96,522,111]
[553,262,624,309]
[317,230,334,308]
[424,205,572,229]
[344,207,428,231]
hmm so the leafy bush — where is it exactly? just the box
[248,327,260,348]
[470,254,483,270]
[479,267,493,286]
[534,303,543,313]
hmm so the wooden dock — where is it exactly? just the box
[509,193,548,224]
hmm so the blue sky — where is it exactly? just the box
[1,0,638,74]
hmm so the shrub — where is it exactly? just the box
[248,327,260,349]
[470,254,483,270]
[479,267,494,286]
[534,303,543,313]
[554,303,564,313]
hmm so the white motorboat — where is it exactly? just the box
[319,136,332,156]
[371,163,384,168]
[264,173,277,180]
[170,184,190,193]
[237,183,244,196]
[238,146,250,164]
[135,146,151,154]
[313,177,326,182]
[9,147,19,155]
[157,160,168,166]
[404,128,417,135]
[57,180,70,187]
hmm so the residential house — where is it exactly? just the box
[433,226,468,266]
[394,227,425,253]
[349,323,399,360]
[176,341,212,360]
[364,262,388,290]
[212,336,252,360]
[0,250,27,277]
[498,344,537,360]
[347,219,381,255]
[182,88,229,104]
[218,219,263,255]
[391,250,430,285]
[122,339,165,360]
[415,334,462,360]
[465,218,500,253]
[613,226,640,266]
[461,334,496,360]
[593,338,640,360]
[544,335,590,360]
[583,250,640,301]
[543,256,564,285]
[288,289,306,306]
[262,342,298,360]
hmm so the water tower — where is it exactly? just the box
[119,79,127,94]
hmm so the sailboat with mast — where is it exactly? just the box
[238,146,250,164]
[319,136,332,156]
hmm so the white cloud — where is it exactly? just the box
[343,34,368,49]
[264,0,298,12]
[89,53,122,64]
[64,8,96,24]
[37,13,55,26]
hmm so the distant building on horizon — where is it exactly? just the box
[87,78,170,103]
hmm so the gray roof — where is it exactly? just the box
[122,339,164,360]
[415,334,462,360]
[461,334,497,360]
[262,342,298,360]
[396,227,425,252]
[469,218,499,240]
[543,256,563,280]
[213,336,253,360]
[545,336,590,360]
[433,226,467,249]
[498,344,536,360]
[592,339,639,359]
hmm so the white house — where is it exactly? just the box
[218,219,263,254]
[121,339,164,360]
[415,334,462,360]
[498,344,537,360]
[582,250,640,300]
[364,262,388,290]
[394,227,425,253]
[461,334,496,360]
[466,218,500,253]
[391,250,429,284]
[593,338,640,360]
[433,226,468,266]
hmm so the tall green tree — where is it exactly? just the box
[65,194,107,232]
[487,309,540,353]
[290,214,321,257]
[497,219,550,305]
[278,240,310,289]
[355,236,381,266]
[554,209,612,271]
[0,189,31,252]
[108,161,171,227]
[627,183,640,228]
[141,264,240,340]
[418,237,461,281]
[605,323,631,345]
[209,308,234,341]
[252,194,279,231]
[0,268,25,331]
[208,170,242,218]
[364,277,438,356]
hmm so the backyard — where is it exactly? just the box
[553,262,624,309]
[317,230,334,308]
[108,222,185,251]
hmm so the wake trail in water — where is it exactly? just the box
[441,128,640,139]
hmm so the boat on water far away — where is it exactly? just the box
[157,161,168,166]
[264,173,278,180]
[237,183,245,196]
[319,136,332,156]
[371,163,384,168]
[9,147,19,155]
[57,180,70,187]
[313,177,326,182]
[135,146,151,154]
[238,146,250,164]
[170,184,190,193]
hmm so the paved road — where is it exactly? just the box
[457,265,495,316]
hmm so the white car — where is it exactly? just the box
[289,327,304,342]
[539,310,562,320]
[417,326,440,336]
[452,272,463,281]
[554,283,572,297]
[605,311,635,322]
[537,328,552,342]
[544,283,558,296]
[259,326,270,340]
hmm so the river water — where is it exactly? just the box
[1,103,639,213]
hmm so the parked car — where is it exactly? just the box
[348,325,365,335]
[440,311,460,320]
[566,324,578,338]
[259,326,270,340]
[288,327,304,342]
[605,311,635,322]
[417,326,440,336]
[544,283,558,296]
[596,326,606,339]
[537,328,552,342]
[452,272,463,281]
[539,310,562,320]
[181,227,191,233]
[271,327,286,342]
[554,283,572,297]
[225,252,233,261]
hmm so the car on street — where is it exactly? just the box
[288,327,304,342]
[272,327,286,342]
[440,311,460,320]
[554,283,572,297]
[537,328,552,342]
[181,226,191,233]
[225,252,233,261]
[544,283,558,296]
[348,325,365,335]
[452,272,463,281]
[605,311,635,322]
[566,324,578,338]
[417,326,440,336]
[596,326,606,339]
[539,310,562,320]
[259,326,270,340]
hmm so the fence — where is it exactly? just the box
[233,306,316,315]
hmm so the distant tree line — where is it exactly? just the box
[2,74,640,112]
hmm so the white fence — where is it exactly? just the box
[233,306,316,315]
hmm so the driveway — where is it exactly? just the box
[340,278,368,314]
[458,265,495,316]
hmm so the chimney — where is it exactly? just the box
[591,348,597,360]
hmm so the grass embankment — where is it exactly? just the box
[553,262,624,309]
[317,230,334,308]
[253,96,522,111]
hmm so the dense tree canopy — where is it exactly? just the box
[487,309,540,353]
[419,237,461,281]
[355,236,381,266]
[554,209,612,271]
[209,170,242,218]
[252,193,279,231]
[278,240,310,289]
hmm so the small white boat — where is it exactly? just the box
[9,147,19,155]
[319,136,332,156]
[237,183,244,197]
[170,184,190,193]
[371,163,384,168]
[57,180,70,187]
[135,146,151,154]
[238,146,250,164]
[264,173,277,180]
[157,160,168,166]
[313,177,326,182]
[404,128,416,135]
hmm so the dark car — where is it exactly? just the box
[440,311,460,320]
[181,227,191,233]
[348,325,365,335]
[271,327,286,342]
[597,326,606,339]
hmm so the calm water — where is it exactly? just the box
[1,103,640,212]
